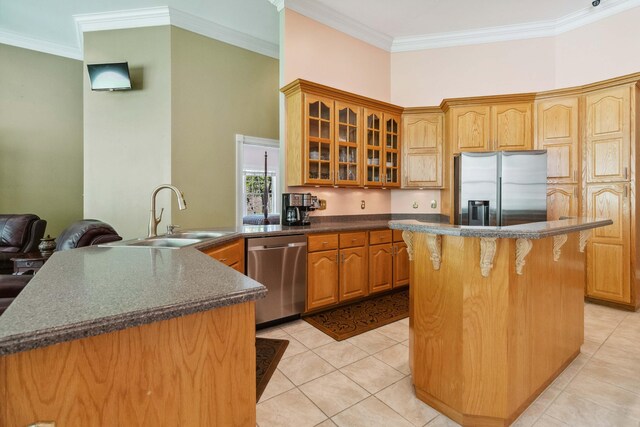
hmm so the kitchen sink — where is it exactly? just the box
[102,237,202,249]
[168,231,233,239]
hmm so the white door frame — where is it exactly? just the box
[235,134,280,226]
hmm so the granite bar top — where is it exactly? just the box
[0,247,266,355]
[388,217,613,239]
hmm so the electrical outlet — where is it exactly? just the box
[319,199,327,210]
[361,200,366,210]
[431,200,438,209]
[412,201,419,209]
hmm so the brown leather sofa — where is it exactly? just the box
[0,219,122,315]
[0,214,47,275]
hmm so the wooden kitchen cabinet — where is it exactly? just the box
[547,185,578,221]
[202,239,244,273]
[402,110,444,188]
[393,241,410,288]
[369,243,393,294]
[585,183,632,304]
[535,96,580,184]
[585,86,632,183]
[307,232,368,311]
[450,102,533,153]
[282,79,403,188]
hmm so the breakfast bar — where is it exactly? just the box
[389,217,612,427]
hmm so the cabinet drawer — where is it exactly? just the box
[393,229,405,242]
[203,239,244,268]
[308,233,339,252]
[369,230,392,245]
[340,232,366,248]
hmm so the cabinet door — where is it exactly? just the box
[369,243,393,294]
[585,86,631,183]
[339,246,368,302]
[307,249,339,311]
[383,113,401,188]
[363,109,384,187]
[203,239,244,273]
[492,103,533,151]
[546,185,578,221]
[585,183,631,304]
[450,106,491,153]
[536,97,580,183]
[305,95,334,185]
[393,242,410,288]
[403,113,443,188]
[335,102,362,186]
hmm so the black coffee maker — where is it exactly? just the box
[282,193,315,226]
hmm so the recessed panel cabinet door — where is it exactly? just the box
[403,113,443,188]
[585,86,631,183]
[547,185,578,221]
[393,242,410,288]
[339,246,368,302]
[305,95,334,185]
[492,103,533,151]
[535,97,580,183]
[369,244,393,294]
[451,106,491,153]
[585,183,631,304]
[307,250,339,311]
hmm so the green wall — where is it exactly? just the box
[0,44,83,237]
[170,27,279,228]
[83,27,173,239]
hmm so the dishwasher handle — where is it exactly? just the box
[247,242,307,251]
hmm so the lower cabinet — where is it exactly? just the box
[202,238,245,273]
[393,240,410,287]
[307,249,340,311]
[369,243,393,294]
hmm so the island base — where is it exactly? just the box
[409,233,585,427]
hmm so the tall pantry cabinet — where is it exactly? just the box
[582,84,637,308]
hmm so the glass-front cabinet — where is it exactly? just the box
[364,110,401,188]
[305,95,333,185]
[283,79,402,188]
[335,101,361,186]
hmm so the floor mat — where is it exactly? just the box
[303,288,409,341]
[256,337,289,401]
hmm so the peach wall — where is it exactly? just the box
[284,9,391,102]
[391,7,640,106]
[293,187,391,217]
[391,189,441,215]
[391,37,557,106]
[555,7,640,88]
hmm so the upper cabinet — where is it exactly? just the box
[535,96,580,184]
[282,80,403,188]
[449,102,533,153]
[402,111,444,188]
[585,86,632,183]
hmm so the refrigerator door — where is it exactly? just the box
[500,150,548,226]
[457,152,499,226]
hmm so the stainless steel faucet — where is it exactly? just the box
[148,184,187,238]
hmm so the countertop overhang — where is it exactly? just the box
[388,217,613,239]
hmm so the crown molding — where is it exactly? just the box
[268,0,286,12]
[73,6,278,59]
[280,0,393,51]
[392,0,640,52]
[0,28,82,60]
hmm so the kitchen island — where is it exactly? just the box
[388,217,612,427]
[0,246,267,426]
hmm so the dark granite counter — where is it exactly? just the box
[388,217,613,239]
[0,216,443,356]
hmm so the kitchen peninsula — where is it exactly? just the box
[389,217,612,427]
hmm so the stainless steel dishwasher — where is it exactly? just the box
[247,234,307,325]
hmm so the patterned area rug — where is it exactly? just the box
[303,289,409,341]
[256,338,289,401]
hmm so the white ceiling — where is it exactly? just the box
[0,0,638,59]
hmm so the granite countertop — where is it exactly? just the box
[0,218,426,356]
[388,217,613,239]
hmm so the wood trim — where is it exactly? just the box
[281,79,403,114]
[403,106,444,114]
[0,302,256,426]
[440,93,537,111]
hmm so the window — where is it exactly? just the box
[243,171,276,216]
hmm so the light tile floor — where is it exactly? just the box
[256,303,640,427]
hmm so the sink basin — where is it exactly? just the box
[168,231,233,239]
[101,237,202,249]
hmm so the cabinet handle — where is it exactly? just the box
[352,238,357,242]
[624,167,628,180]
[341,253,345,263]
[219,258,227,262]
[624,186,628,198]
[335,253,339,264]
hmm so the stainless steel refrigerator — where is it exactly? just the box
[454,150,547,226]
